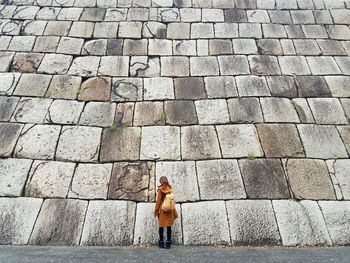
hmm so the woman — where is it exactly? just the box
[154,176,178,249]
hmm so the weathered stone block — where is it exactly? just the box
[174,77,206,100]
[100,127,140,162]
[227,98,263,123]
[257,124,304,157]
[140,126,180,160]
[195,99,230,124]
[46,100,83,125]
[0,158,32,197]
[12,98,52,124]
[0,97,19,122]
[236,76,270,96]
[181,126,221,160]
[190,57,219,76]
[308,98,347,124]
[11,53,43,73]
[0,197,43,245]
[0,73,20,95]
[218,55,250,75]
[143,77,174,100]
[249,55,281,75]
[226,200,281,245]
[273,200,332,246]
[161,57,189,77]
[98,56,129,77]
[134,102,165,126]
[333,160,350,200]
[29,199,88,246]
[81,200,136,246]
[260,98,300,123]
[68,56,100,77]
[111,78,143,102]
[37,54,73,74]
[204,76,237,98]
[182,201,230,245]
[14,74,51,97]
[164,100,198,125]
[47,75,82,100]
[56,126,102,162]
[115,102,135,127]
[307,57,342,75]
[0,123,22,157]
[80,102,116,127]
[130,56,160,77]
[239,159,290,199]
[287,159,336,200]
[108,162,154,201]
[325,76,350,98]
[279,56,311,75]
[266,76,297,98]
[292,98,315,123]
[25,161,75,198]
[295,76,331,97]
[197,160,246,200]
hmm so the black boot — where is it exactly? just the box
[159,240,165,248]
[165,240,172,249]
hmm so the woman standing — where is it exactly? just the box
[154,176,178,249]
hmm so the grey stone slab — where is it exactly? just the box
[164,100,198,125]
[204,76,237,98]
[236,76,270,96]
[182,201,230,245]
[317,40,347,55]
[13,74,51,97]
[302,25,328,39]
[285,25,305,38]
[57,37,84,55]
[239,23,262,38]
[191,23,214,38]
[341,99,350,123]
[25,160,75,198]
[319,201,350,245]
[123,39,147,55]
[133,203,182,245]
[314,10,333,24]
[80,102,116,127]
[307,57,342,75]
[335,57,350,75]
[257,39,282,55]
[227,98,264,123]
[149,39,172,56]
[14,124,60,160]
[142,21,166,38]
[100,127,140,162]
[69,21,94,38]
[33,36,60,53]
[11,53,43,73]
[273,200,332,246]
[181,126,221,160]
[239,159,290,199]
[279,56,311,75]
[217,124,263,158]
[37,54,72,74]
[143,77,174,100]
[173,40,196,56]
[98,56,129,77]
[190,57,219,76]
[167,23,190,39]
[78,77,111,102]
[57,7,83,20]
[82,39,107,56]
[295,76,331,97]
[68,56,100,77]
[0,197,43,245]
[140,126,180,160]
[247,10,270,23]
[249,55,281,75]
[118,21,142,38]
[174,77,206,100]
[29,199,88,246]
[298,124,348,159]
[291,10,315,24]
[0,158,32,197]
[214,23,238,38]
[0,123,22,157]
[292,98,315,123]
[308,98,347,124]
[46,100,84,125]
[47,75,82,100]
[263,24,286,38]
[81,200,136,246]
[115,102,135,127]
[107,39,123,55]
[266,76,298,98]
[328,25,350,40]
[112,78,143,102]
[68,163,112,200]
[333,160,350,200]
[260,98,300,123]
[294,40,321,55]
[108,162,155,202]
[11,98,52,124]
[226,200,281,245]
[8,37,35,52]
[130,56,160,77]
[325,76,350,97]
[218,55,250,75]
[197,160,246,200]
[209,39,233,55]
[224,8,247,23]
[133,101,164,126]
[156,161,199,202]
[233,39,258,54]
[56,126,102,162]
[94,22,118,38]
[195,99,230,125]
[257,124,304,158]
[44,21,71,36]
[160,57,189,77]
[287,159,336,200]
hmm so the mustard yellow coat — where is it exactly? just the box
[154,185,178,228]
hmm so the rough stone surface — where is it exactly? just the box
[46,75,82,100]
[196,160,246,200]
[226,200,281,245]
[239,159,290,199]
[0,123,22,157]
[78,77,111,101]
[80,102,116,127]
[308,98,348,124]
[46,100,84,125]
[133,203,182,245]
[133,102,165,126]
[0,197,43,245]
[260,98,299,123]
[227,98,263,123]
[273,200,332,246]
[182,201,231,245]
[333,160,350,200]
[164,100,198,125]
[0,96,19,122]
[12,98,52,124]
[29,199,88,246]
[195,99,230,124]
[81,201,136,246]
[174,77,206,100]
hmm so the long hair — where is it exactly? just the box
[158,176,170,188]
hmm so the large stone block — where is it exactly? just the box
[0,96,19,122]
[0,159,32,197]
[174,77,206,100]
[181,126,221,160]
[279,56,311,75]
[164,100,198,125]
[236,75,270,96]
[140,126,180,160]
[78,77,111,102]
[295,76,331,98]
[29,199,88,246]
[239,159,290,199]
[260,98,299,123]
[298,124,348,159]
[218,55,250,75]
[273,200,332,246]
[226,200,281,245]
[80,102,116,127]
[0,73,21,96]
[308,98,348,124]
[156,161,199,202]
[195,99,230,124]
[319,201,350,245]
[256,124,304,157]
[68,163,113,200]
[204,76,237,98]
[47,75,82,100]
[100,127,140,162]
[108,162,155,202]
[0,197,43,245]
[46,100,84,125]
[333,160,350,200]
[0,123,22,157]
[196,160,246,200]
[25,161,75,198]
[182,201,230,245]
[111,77,143,102]
[14,124,61,160]
[216,124,263,158]
[227,98,263,123]
[81,200,136,246]
[12,97,52,124]
[286,159,336,200]
[133,101,165,126]
[249,55,281,75]
[133,203,182,245]
[56,126,102,162]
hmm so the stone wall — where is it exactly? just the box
[0,0,350,246]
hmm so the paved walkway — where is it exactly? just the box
[1,246,350,263]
